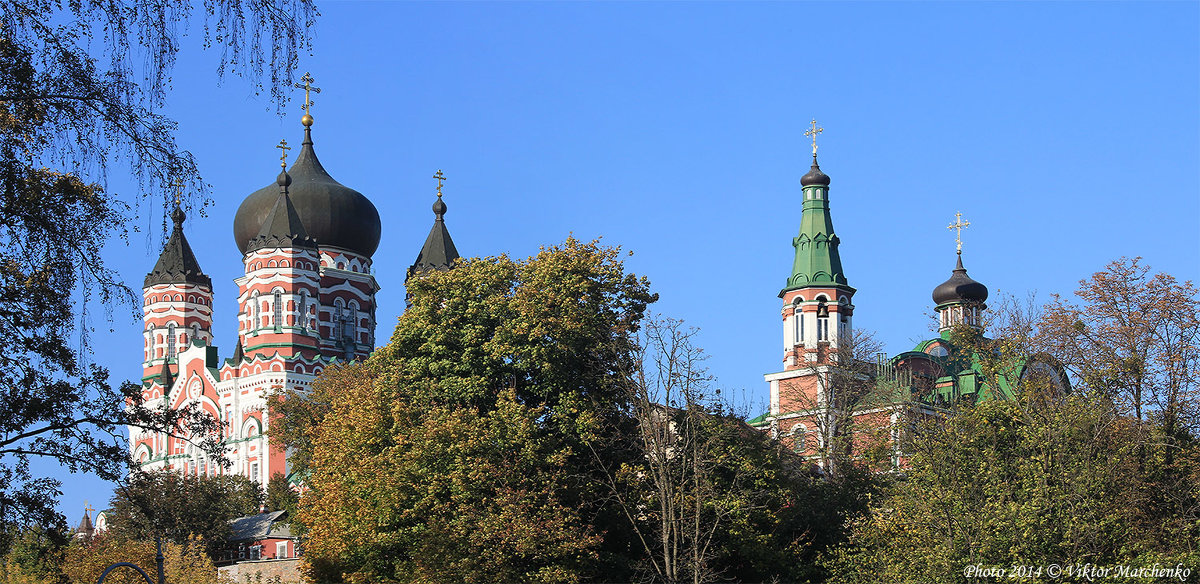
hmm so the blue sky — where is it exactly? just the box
[48,1,1199,523]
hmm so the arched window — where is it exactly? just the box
[333,299,344,342]
[298,291,308,331]
[273,290,283,332]
[252,293,261,331]
[191,323,200,344]
[347,302,358,343]
[147,326,155,359]
[792,300,804,346]
[167,323,177,359]
[793,427,807,453]
[816,300,829,341]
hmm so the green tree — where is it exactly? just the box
[0,0,314,541]
[282,238,657,583]
[825,266,1200,583]
[105,469,262,558]
[1,523,68,584]
[265,472,299,516]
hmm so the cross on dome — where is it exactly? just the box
[948,212,971,254]
[276,138,291,168]
[804,118,823,157]
[293,72,321,126]
[433,169,446,197]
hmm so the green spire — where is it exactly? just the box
[784,155,850,292]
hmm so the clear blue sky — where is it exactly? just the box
[48,1,1199,524]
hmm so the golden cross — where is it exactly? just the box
[171,178,184,207]
[293,72,321,116]
[948,212,971,253]
[277,138,291,168]
[84,500,94,516]
[803,118,823,157]
[433,169,446,197]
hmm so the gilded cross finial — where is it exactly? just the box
[948,212,970,254]
[171,178,184,207]
[293,72,321,117]
[84,500,94,516]
[433,169,446,198]
[276,138,291,168]
[803,118,823,157]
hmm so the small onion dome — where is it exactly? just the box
[234,130,381,257]
[800,157,831,187]
[932,253,989,306]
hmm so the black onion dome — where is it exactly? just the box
[800,157,831,187]
[234,129,381,257]
[932,254,989,306]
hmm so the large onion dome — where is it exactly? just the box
[233,127,381,257]
[932,253,989,306]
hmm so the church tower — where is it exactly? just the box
[142,199,212,392]
[762,120,856,452]
[932,213,988,334]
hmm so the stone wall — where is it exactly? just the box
[218,558,302,583]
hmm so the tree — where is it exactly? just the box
[0,0,314,537]
[1,523,68,584]
[1040,257,1200,442]
[266,472,299,516]
[824,391,1197,583]
[825,266,1200,583]
[591,317,879,583]
[282,238,657,583]
[105,469,262,558]
[60,534,220,584]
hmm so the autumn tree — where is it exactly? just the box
[0,0,314,537]
[105,469,262,559]
[1040,257,1200,442]
[285,239,656,583]
[60,534,221,584]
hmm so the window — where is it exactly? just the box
[273,290,283,331]
[147,326,155,359]
[298,291,307,330]
[347,303,358,343]
[816,301,829,341]
[167,323,176,359]
[792,302,802,346]
[276,541,288,559]
[249,545,262,560]
[333,299,344,342]
[189,460,196,475]
[252,293,260,331]
[250,462,259,481]
[793,430,807,453]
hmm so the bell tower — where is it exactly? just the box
[763,120,856,451]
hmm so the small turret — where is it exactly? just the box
[407,169,461,281]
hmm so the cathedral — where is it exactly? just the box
[128,90,459,485]
[130,103,1057,484]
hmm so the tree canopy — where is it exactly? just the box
[0,0,314,537]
